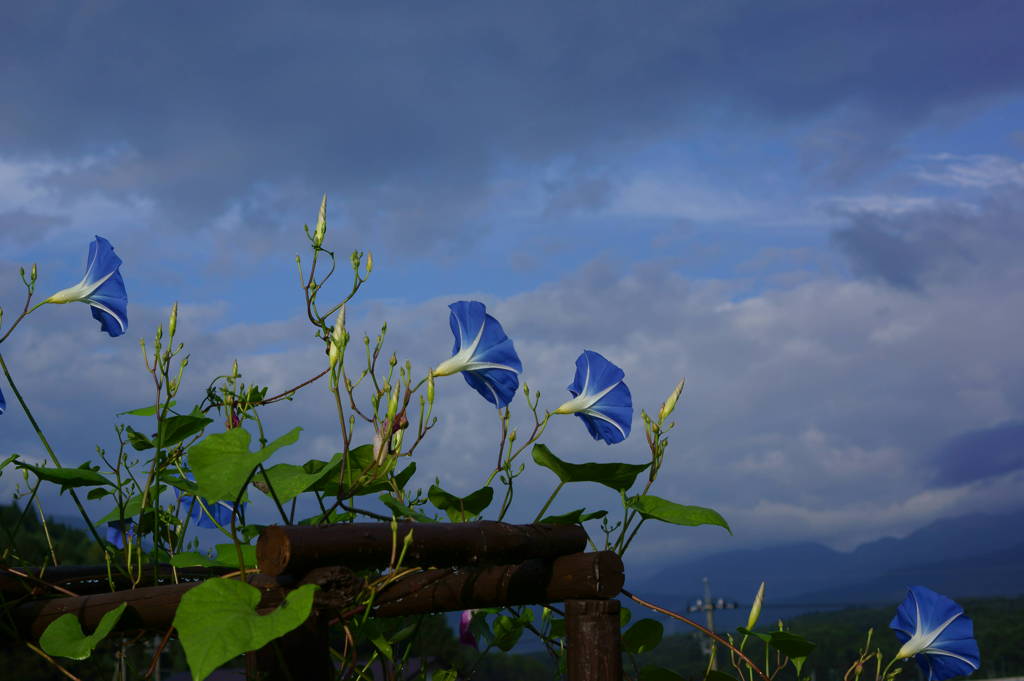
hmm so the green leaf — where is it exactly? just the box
[620,606,631,628]
[539,508,608,525]
[159,411,214,448]
[0,453,18,474]
[427,484,494,522]
[87,487,111,500]
[432,671,458,681]
[492,615,525,651]
[188,427,301,502]
[118,401,176,416]
[40,603,127,660]
[258,451,346,503]
[351,619,394,661]
[378,494,436,523]
[173,579,318,681]
[549,618,565,638]
[309,445,393,497]
[171,544,257,569]
[16,461,112,490]
[125,426,154,451]
[531,444,649,492]
[736,628,815,674]
[640,665,687,681]
[625,495,731,534]
[393,462,417,490]
[622,618,663,654]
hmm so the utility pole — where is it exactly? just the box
[687,577,738,670]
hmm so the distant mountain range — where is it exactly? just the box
[628,508,1024,630]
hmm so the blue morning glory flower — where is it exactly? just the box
[106,520,136,549]
[433,301,523,408]
[890,586,980,681]
[554,350,632,444]
[0,385,5,415]
[174,476,244,529]
[45,235,128,337]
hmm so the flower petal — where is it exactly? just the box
[558,351,633,444]
[106,520,135,549]
[890,586,980,681]
[0,385,6,415]
[46,236,128,337]
[436,301,522,408]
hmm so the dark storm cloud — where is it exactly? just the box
[3,1,1023,244]
[932,420,1024,486]
[831,187,1024,289]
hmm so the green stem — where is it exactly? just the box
[0,352,108,551]
[533,482,564,523]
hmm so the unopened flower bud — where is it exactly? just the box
[391,428,404,453]
[313,194,327,247]
[329,305,346,369]
[351,250,361,270]
[389,353,397,367]
[366,252,373,273]
[746,582,766,630]
[658,378,685,422]
[30,264,37,282]
[231,359,239,378]
[427,373,435,404]
[386,384,400,423]
[508,429,517,443]
[168,302,178,338]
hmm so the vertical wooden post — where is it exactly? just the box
[244,611,332,681]
[566,599,622,681]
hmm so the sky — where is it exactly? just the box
[2,1,1023,580]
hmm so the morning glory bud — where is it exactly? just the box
[427,373,435,404]
[30,264,37,283]
[231,359,239,379]
[313,194,327,247]
[746,582,766,630]
[386,384,400,423]
[329,305,346,369]
[366,252,373,273]
[351,250,361,271]
[168,302,178,338]
[658,378,685,422]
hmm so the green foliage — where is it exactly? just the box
[0,503,106,566]
[173,578,318,681]
[39,604,127,660]
[623,618,664,654]
[187,426,301,501]
[428,483,494,521]
[625,494,731,533]
[170,543,257,569]
[531,443,650,491]
[15,461,112,491]
[539,507,608,524]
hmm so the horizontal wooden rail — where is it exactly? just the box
[12,551,622,641]
[256,521,588,576]
[0,564,232,598]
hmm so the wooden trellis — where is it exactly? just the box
[5,521,625,680]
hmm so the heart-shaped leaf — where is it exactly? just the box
[173,579,317,681]
[40,603,127,660]
[188,427,301,501]
[532,444,649,492]
[427,484,494,522]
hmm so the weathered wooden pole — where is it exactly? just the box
[566,599,623,681]
[257,521,587,576]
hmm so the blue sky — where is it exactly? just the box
[2,1,1024,576]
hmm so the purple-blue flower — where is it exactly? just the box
[459,609,477,649]
[175,479,244,529]
[554,350,632,444]
[890,586,980,681]
[433,301,522,408]
[106,520,136,549]
[0,385,5,415]
[45,236,127,337]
